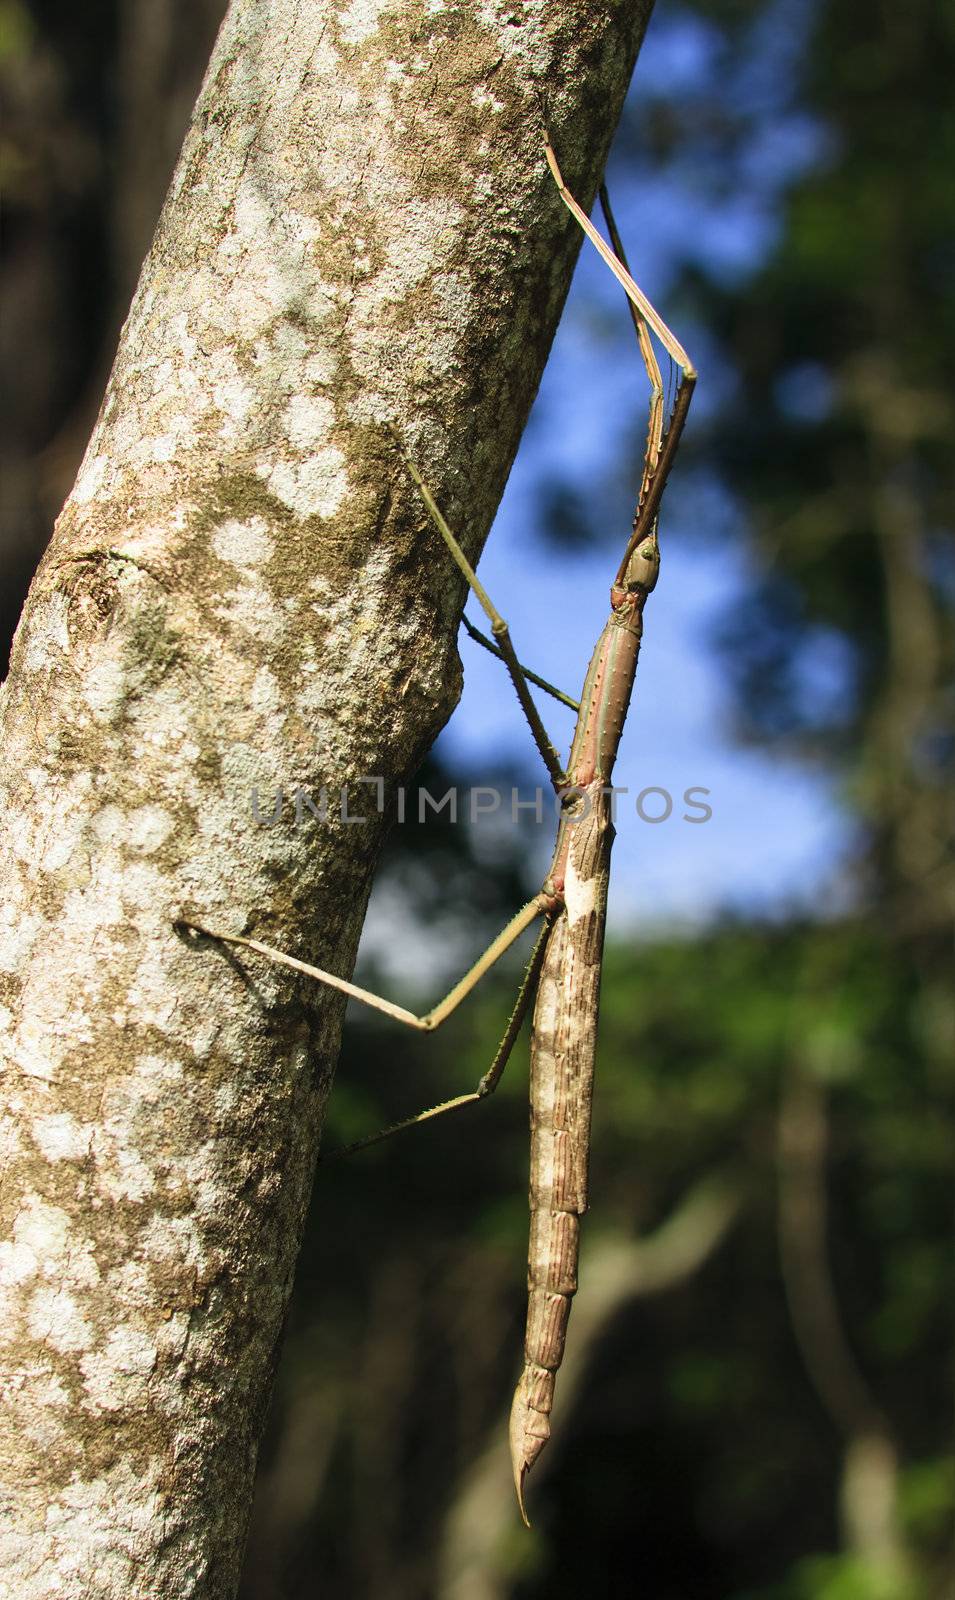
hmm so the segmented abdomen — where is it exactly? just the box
[509,787,610,1522]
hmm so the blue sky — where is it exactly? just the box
[358,1,853,983]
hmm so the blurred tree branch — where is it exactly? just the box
[438,1173,743,1600]
[777,1066,913,1584]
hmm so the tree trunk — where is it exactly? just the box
[0,1,654,1593]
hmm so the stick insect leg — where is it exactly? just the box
[599,182,666,491]
[544,141,697,587]
[178,892,551,1033]
[390,432,569,794]
[321,917,551,1160]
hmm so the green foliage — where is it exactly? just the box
[240,916,950,1597]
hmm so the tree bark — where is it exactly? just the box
[0,1,654,1594]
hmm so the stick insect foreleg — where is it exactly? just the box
[544,140,697,589]
[599,182,665,495]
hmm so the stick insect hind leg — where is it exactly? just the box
[182,899,559,1171]
[179,893,556,1149]
[322,915,552,1160]
[179,887,551,1032]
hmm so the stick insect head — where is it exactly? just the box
[616,524,660,600]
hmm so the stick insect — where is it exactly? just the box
[182,140,695,1524]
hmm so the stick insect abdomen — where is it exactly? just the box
[510,784,611,1522]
